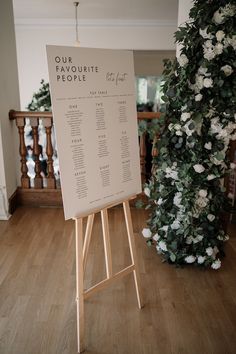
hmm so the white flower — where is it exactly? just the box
[216,30,225,42]
[203,40,216,61]
[195,196,208,209]
[207,214,215,222]
[159,240,167,252]
[221,65,233,76]
[152,233,160,242]
[176,130,183,136]
[181,112,191,122]
[195,74,204,91]
[223,4,236,17]
[168,123,174,131]
[203,78,213,88]
[144,187,150,197]
[193,164,205,173]
[213,10,225,24]
[224,35,236,50]
[178,54,189,67]
[196,235,203,242]
[207,174,216,181]
[206,247,213,256]
[204,142,212,150]
[160,225,168,232]
[211,259,221,270]
[230,163,236,170]
[214,42,224,55]
[142,228,152,238]
[173,192,182,207]
[157,197,163,205]
[174,124,181,130]
[171,220,180,230]
[199,189,207,198]
[197,256,206,264]
[198,66,210,76]
[195,93,203,102]
[184,120,195,137]
[185,255,196,263]
[186,236,193,244]
[199,27,213,39]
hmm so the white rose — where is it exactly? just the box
[216,30,225,42]
[195,74,204,91]
[193,164,205,173]
[176,130,183,136]
[178,54,189,67]
[199,189,208,198]
[185,255,196,263]
[186,236,193,244]
[173,192,182,207]
[195,94,203,102]
[207,214,215,222]
[206,247,213,256]
[181,112,191,122]
[211,259,221,270]
[224,35,236,50]
[203,78,213,88]
[204,142,212,150]
[159,240,167,252]
[221,65,233,76]
[230,163,236,169]
[207,174,216,181]
[142,228,152,238]
[197,256,206,264]
[152,233,160,242]
[171,220,180,230]
[144,187,150,197]
[213,10,225,24]
[174,124,181,130]
[214,42,224,55]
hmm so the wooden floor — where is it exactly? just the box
[0,206,236,354]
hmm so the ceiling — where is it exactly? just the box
[13,0,178,22]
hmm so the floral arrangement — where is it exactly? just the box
[142,0,236,269]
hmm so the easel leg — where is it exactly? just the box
[83,214,95,272]
[101,209,113,278]
[75,218,85,353]
[123,200,144,309]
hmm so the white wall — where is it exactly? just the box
[0,0,21,219]
[14,19,177,109]
[177,0,193,57]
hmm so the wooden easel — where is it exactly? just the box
[73,197,143,353]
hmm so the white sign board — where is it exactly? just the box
[46,46,141,220]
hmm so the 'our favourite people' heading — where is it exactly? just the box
[54,55,128,85]
[54,56,99,82]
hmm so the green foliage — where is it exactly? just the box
[143,0,236,269]
[27,79,51,111]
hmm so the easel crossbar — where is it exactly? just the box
[83,264,135,300]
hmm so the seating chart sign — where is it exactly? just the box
[46,46,141,220]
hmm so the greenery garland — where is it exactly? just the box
[142,0,236,269]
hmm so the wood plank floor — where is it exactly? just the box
[0,206,236,354]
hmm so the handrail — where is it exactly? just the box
[9,110,161,121]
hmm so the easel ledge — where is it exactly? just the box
[73,196,144,353]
